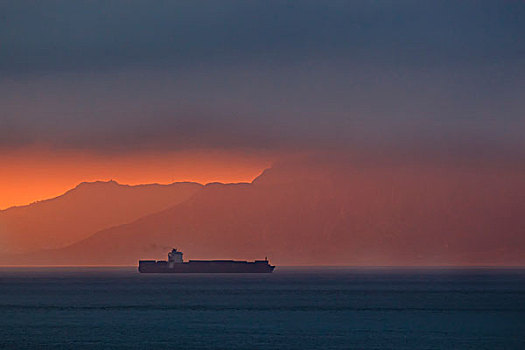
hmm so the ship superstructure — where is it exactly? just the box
[138,249,275,273]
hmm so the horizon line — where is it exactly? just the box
[2,265,525,269]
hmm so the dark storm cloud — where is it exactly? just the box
[1,0,523,73]
[0,1,524,160]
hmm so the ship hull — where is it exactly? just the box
[138,260,275,273]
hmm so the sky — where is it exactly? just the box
[1,0,524,209]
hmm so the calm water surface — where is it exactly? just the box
[0,267,524,349]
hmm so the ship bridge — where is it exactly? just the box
[168,249,183,267]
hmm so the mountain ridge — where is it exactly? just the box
[4,160,524,266]
[0,180,204,254]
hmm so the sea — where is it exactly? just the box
[0,267,524,349]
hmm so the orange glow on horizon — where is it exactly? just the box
[0,148,272,210]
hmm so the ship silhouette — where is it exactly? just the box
[138,249,275,273]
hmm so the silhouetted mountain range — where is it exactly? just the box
[2,159,524,266]
[0,180,202,254]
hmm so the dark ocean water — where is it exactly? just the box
[0,267,524,349]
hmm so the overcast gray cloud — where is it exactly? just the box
[1,0,524,161]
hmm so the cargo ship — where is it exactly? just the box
[138,249,275,273]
